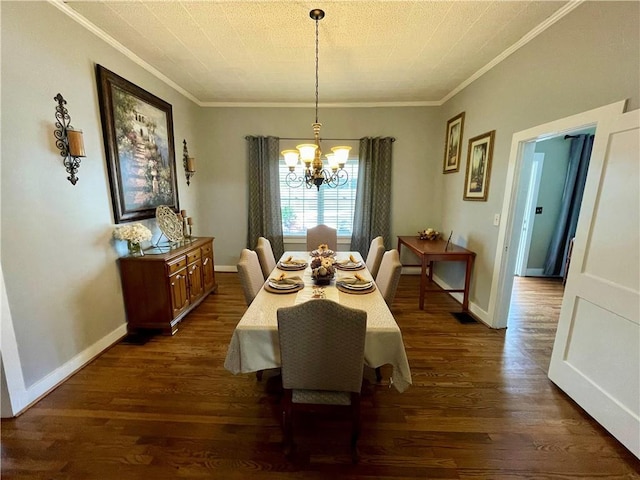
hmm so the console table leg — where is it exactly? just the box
[419,256,427,310]
[462,257,473,311]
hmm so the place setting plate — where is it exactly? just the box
[335,261,365,271]
[264,276,305,294]
[277,261,308,271]
[310,249,335,258]
[336,279,376,294]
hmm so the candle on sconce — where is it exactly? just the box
[67,129,86,157]
[186,157,196,173]
[187,217,193,226]
[180,210,187,218]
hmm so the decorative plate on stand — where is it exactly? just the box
[156,205,184,242]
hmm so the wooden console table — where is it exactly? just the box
[397,236,475,311]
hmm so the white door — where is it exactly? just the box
[515,153,544,276]
[548,109,639,458]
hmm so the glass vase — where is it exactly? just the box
[127,240,143,256]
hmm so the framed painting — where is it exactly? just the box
[463,130,495,201]
[96,64,179,223]
[443,112,465,173]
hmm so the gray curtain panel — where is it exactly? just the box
[350,137,394,257]
[246,136,285,259]
[543,134,594,276]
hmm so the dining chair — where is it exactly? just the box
[255,236,277,280]
[236,249,265,306]
[365,236,385,278]
[306,224,337,251]
[277,299,367,463]
[376,249,402,306]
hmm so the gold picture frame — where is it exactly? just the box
[463,130,495,201]
[443,112,465,173]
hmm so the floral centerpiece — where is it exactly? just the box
[310,256,336,285]
[418,228,440,241]
[113,223,153,255]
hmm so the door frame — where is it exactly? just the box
[487,100,627,329]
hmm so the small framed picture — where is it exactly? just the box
[463,130,495,201]
[443,112,465,173]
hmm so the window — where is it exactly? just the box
[279,142,359,237]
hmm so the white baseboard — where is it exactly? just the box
[216,265,237,272]
[525,268,545,276]
[14,323,127,415]
[424,273,490,327]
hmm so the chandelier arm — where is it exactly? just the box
[323,168,345,188]
[285,171,304,189]
[331,168,349,187]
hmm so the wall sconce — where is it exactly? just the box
[53,93,86,185]
[183,139,196,186]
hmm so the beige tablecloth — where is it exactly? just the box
[224,251,412,392]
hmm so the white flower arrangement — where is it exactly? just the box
[113,223,153,245]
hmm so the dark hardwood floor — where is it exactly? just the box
[2,274,639,479]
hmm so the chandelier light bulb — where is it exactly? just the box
[296,143,318,165]
[281,150,300,171]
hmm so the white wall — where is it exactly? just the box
[527,137,571,270]
[436,1,639,315]
[0,1,200,408]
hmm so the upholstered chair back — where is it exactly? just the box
[306,224,337,251]
[365,236,385,278]
[237,249,264,306]
[255,237,277,279]
[376,249,402,306]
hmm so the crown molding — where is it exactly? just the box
[199,100,441,108]
[47,0,202,106]
[440,0,584,104]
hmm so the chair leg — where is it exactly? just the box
[350,392,361,464]
[375,367,382,383]
[282,389,294,456]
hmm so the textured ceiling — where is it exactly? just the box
[61,0,573,106]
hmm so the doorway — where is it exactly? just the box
[487,100,626,330]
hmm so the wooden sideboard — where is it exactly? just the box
[118,237,218,335]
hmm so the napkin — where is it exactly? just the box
[281,256,307,265]
[338,254,360,265]
[339,272,371,285]
[270,273,303,285]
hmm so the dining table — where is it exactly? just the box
[224,251,412,392]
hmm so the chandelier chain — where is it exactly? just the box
[315,16,319,124]
[281,9,350,191]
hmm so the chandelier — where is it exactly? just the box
[281,9,351,190]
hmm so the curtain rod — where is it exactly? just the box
[564,134,579,139]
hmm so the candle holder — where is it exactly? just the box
[53,93,86,185]
[183,139,196,186]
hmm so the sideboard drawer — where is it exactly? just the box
[201,243,213,257]
[168,256,187,275]
[186,248,202,264]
